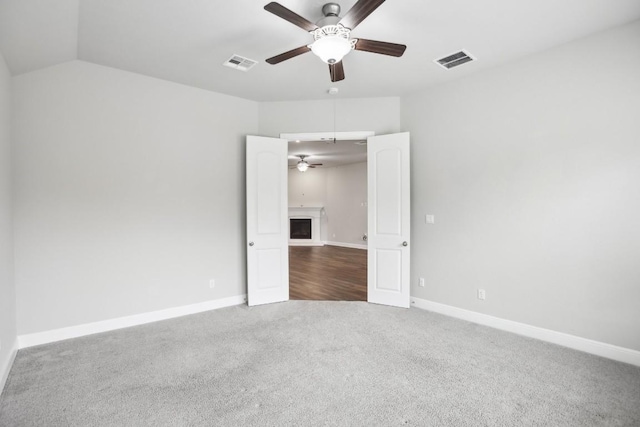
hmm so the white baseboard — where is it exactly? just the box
[18,294,247,349]
[411,297,640,367]
[289,242,324,247]
[324,241,368,250]
[1,339,18,395]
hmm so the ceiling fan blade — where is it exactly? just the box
[309,163,323,166]
[266,45,311,64]
[329,61,345,82]
[264,2,319,32]
[339,0,386,30]
[354,38,406,57]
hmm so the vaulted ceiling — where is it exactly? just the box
[1,0,639,102]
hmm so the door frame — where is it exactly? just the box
[247,130,411,306]
[280,131,375,143]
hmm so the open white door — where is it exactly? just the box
[367,132,411,308]
[246,135,289,306]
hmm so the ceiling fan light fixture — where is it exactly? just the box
[297,161,310,172]
[309,25,355,64]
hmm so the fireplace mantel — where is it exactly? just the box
[289,206,323,217]
[289,207,324,246]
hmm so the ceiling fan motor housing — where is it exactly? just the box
[317,3,342,27]
[322,3,341,17]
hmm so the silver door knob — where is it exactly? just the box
[402,241,408,247]
[249,241,254,246]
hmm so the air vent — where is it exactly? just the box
[435,50,475,70]
[223,55,258,72]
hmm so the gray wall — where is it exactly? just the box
[325,162,368,246]
[0,51,16,386]
[13,61,258,335]
[402,21,640,351]
[288,167,327,209]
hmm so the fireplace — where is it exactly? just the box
[290,219,312,240]
[288,207,324,246]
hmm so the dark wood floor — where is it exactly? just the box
[289,245,367,301]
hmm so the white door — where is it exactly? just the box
[367,132,411,308]
[246,135,289,306]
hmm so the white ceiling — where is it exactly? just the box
[1,0,639,102]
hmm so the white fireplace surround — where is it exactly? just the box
[289,207,324,246]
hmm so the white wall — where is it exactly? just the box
[325,162,368,246]
[288,167,327,208]
[259,97,401,137]
[402,21,640,351]
[0,51,16,390]
[12,61,258,335]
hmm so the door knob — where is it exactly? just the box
[402,241,408,247]
[249,241,254,246]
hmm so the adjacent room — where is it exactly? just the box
[287,137,368,301]
[1,0,639,425]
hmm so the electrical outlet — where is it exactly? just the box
[478,289,486,300]
[425,214,435,224]
[419,277,425,287]
[209,279,215,289]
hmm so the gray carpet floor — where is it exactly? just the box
[1,301,639,426]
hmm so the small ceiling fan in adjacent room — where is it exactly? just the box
[290,155,323,172]
[264,0,407,82]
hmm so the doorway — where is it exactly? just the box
[286,133,370,301]
[246,132,410,308]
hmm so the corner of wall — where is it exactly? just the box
[0,339,18,395]
[0,48,18,398]
[410,297,640,367]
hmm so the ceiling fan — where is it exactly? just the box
[290,155,323,172]
[264,0,406,82]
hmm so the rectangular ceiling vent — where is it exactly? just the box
[223,54,258,72]
[435,50,475,70]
